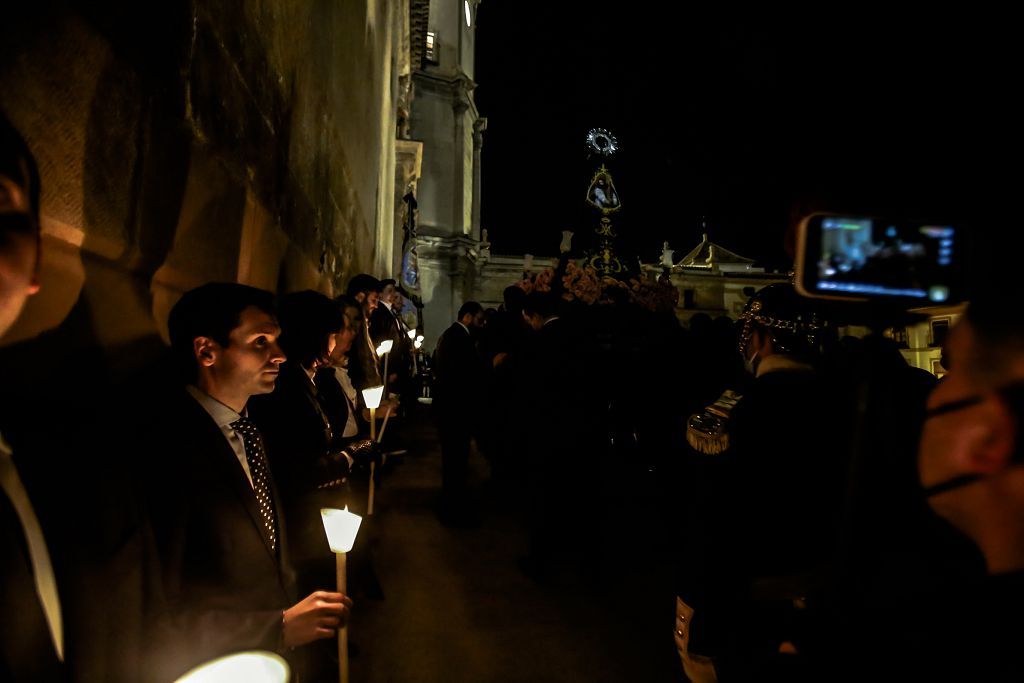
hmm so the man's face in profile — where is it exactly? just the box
[918,319,1020,532]
[918,323,983,493]
[0,161,40,338]
[208,306,285,399]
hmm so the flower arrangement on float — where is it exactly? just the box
[515,261,679,315]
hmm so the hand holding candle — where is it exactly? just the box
[360,386,385,515]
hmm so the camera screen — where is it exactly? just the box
[810,216,958,303]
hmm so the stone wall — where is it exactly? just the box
[0,0,411,374]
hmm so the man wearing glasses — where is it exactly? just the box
[916,297,1024,681]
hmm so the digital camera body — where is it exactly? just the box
[795,213,966,307]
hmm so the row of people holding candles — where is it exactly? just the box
[132,281,410,682]
[168,278,415,683]
[0,123,429,682]
[160,279,410,683]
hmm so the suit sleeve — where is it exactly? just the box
[142,456,285,681]
[251,392,351,496]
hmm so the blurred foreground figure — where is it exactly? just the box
[0,112,64,681]
[913,298,1024,681]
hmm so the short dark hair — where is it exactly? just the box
[503,285,527,314]
[168,283,277,382]
[379,278,397,289]
[0,112,40,228]
[521,292,558,319]
[964,296,1024,386]
[277,290,346,369]
[457,301,484,320]
[334,294,363,329]
[1,112,41,274]
[346,273,382,297]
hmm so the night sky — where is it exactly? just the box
[475,7,1011,269]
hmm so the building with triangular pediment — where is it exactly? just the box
[641,233,790,322]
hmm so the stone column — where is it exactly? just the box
[415,234,482,350]
[471,116,487,241]
[452,97,469,236]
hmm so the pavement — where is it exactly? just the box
[348,408,683,683]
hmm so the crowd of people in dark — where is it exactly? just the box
[5,108,1024,683]
[434,269,1023,680]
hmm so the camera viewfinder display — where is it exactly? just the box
[810,216,958,303]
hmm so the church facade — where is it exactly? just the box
[407,0,488,349]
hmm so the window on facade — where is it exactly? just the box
[683,289,696,309]
[889,327,909,348]
[425,31,437,63]
[930,319,951,348]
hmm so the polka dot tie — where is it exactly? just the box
[231,417,278,552]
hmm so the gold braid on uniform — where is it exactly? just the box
[686,390,743,455]
[738,300,825,356]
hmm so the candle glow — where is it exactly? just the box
[173,651,289,683]
[321,507,363,554]
[362,385,384,410]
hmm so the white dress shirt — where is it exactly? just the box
[332,366,361,438]
[186,385,254,488]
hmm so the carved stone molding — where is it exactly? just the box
[416,233,484,276]
[412,69,479,120]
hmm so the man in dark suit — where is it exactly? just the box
[433,301,486,524]
[142,283,352,681]
[344,274,382,392]
[518,292,598,576]
[369,279,412,397]
[0,112,65,682]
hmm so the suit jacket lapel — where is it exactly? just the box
[182,398,281,566]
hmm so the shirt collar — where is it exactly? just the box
[543,316,560,327]
[186,385,245,427]
[456,321,470,334]
[381,300,393,311]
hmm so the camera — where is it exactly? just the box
[795,213,966,307]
